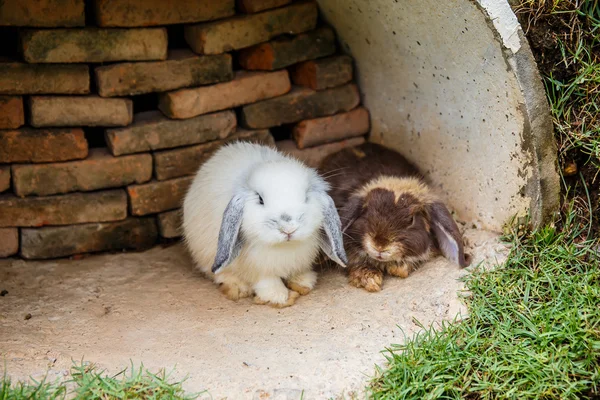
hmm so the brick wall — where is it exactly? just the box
[0,0,370,260]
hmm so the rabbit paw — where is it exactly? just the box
[286,270,317,295]
[349,267,384,292]
[386,263,410,278]
[254,290,300,308]
[219,281,253,301]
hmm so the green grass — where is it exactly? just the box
[370,210,600,399]
[1,363,199,400]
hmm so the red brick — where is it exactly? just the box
[159,70,290,119]
[95,0,234,27]
[184,1,316,55]
[0,190,127,228]
[127,177,193,216]
[0,228,18,258]
[153,128,274,180]
[238,27,335,71]
[241,84,360,129]
[0,166,9,193]
[30,96,133,127]
[21,28,168,63]
[12,149,152,197]
[291,55,353,90]
[95,51,233,97]
[157,210,182,238]
[0,96,24,129]
[293,107,370,149]
[0,63,89,95]
[20,218,157,259]
[0,128,88,164]
[237,0,291,13]
[0,0,84,27]
[106,110,236,156]
[277,137,366,168]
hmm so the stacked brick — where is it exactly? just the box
[0,0,370,260]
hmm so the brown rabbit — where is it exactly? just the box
[319,142,468,292]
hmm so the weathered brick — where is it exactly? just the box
[291,55,353,90]
[157,210,182,238]
[0,63,89,95]
[159,70,290,119]
[127,177,193,216]
[0,96,24,129]
[0,166,10,193]
[30,96,133,127]
[153,129,274,180]
[20,218,157,259]
[0,0,84,27]
[0,128,87,164]
[0,228,18,258]
[185,1,317,55]
[238,27,336,71]
[0,190,127,228]
[293,107,370,149]
[12,149,152,197]
[241,84,360,129]
[95,51,233,97]
[106,110,236,157]
[277,137,366,168]
[95,0,234,27]
[237,0,291,13]
[21,28,168,63]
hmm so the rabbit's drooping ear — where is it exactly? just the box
[338,195,364,233]
[212,191,246,273]
[428,202,467,267]
[317,193,348,268]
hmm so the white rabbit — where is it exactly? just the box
[182,141,347,308]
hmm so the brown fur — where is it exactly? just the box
[319,142,467,292]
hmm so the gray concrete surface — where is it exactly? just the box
[0,229,506,399]
[317,0,559,231]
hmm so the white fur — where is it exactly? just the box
[183,142,327,305]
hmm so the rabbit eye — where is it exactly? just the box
[257,194,264,205]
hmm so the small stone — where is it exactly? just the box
[153,128,274,180]
[241,84,360,129]
[158,70,290,119]
[238,27,336,71]
[0,96,24,129]
[95,51,233,97]
[0,128,88,164]
[563,161,578,177]
[24,313,32,320]
[237,0,291,13]
[157,210,182,238]
[277,137,366,168]
[0,0,84,27]
[0,63,90,95]
[106,110,236,156]
[20,218,158,259]
[184,1,317,55]
[127,177,194,216]
[0,228,19,258]
[291,55,353,90]
[30,96,133,127]
[293,107,370,148]
[95,0,234,27]
[21,28,168,63]
[0,190,127,228]
[12,149,152,197]
[0,290,7,296]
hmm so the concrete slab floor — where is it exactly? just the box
[0,228,507,399]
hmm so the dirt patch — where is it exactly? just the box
[0,229,506,399]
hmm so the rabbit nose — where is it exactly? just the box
[280,226,298,240]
